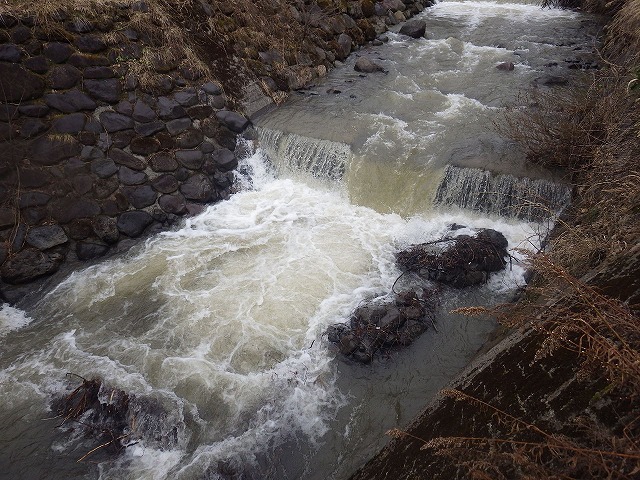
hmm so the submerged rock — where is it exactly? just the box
[327,289,437,363]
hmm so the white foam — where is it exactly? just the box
[429,0,580,28]
[0,304,33,337]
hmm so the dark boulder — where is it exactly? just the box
[116,210,153,237]
[399,19,426,38]
[215,110,250,133]
[25,225,68,250]
[336,33,353,59]
[24,56,49,74]
[187,105,213,120]
[180,173,215,202]
[19,192,51,208]
[135,121,165,137]
[0,43,22,62]
[72,174,94,195]
[211,148,237,172]
[496,61,515,71]
[52,112,86,134]
[151,174,179,194]
[396,229,509,288]
[176,129,204,149]
[99,111,134,132]
[149,152,178,172]
[93,178,120,199]
[122,185,157,209]
[118,166,147,185]
[0,63,45,102]
[84,66,116,79]
[49,64,82,89]
[18,104,50,118]
[76,241,109,260]
[174,88,199,107]
[130,136,160,155]
[91,158,118,178]
[159,193,187,214]
[132,101,157,123]
[166,118,192,135]
[43,42,74,63]
[157,97,186,120]
[74,35,107,53]
[326,290,437,363]
[109,148,145,170]
[202,82,222,95]
[83,78,122,103]
[1,248,63,284]
[176,150,204,169]
[45,89,97,113]
[92,215,119,244]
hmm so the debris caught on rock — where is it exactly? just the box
[326,289,438,364]
[396,229,509,288]
[49,373,179,462]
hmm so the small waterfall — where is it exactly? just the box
[257,128,351,180]
[434,165,571,221]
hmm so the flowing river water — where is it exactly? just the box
[0,1,600,479]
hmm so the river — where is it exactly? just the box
[0,1,600,479]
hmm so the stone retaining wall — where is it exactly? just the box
[0,0,430,303]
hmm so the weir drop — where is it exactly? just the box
[0,1,600,479]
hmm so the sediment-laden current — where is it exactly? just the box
[0,1,600,479]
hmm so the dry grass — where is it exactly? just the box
[0,0,353,97]
[500,65,640,277]
[389,385,640,479]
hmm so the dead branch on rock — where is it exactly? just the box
[396,230,510,289]
[50,374,138,462]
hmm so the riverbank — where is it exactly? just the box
[0,0,429,304]
[351,0,640,477]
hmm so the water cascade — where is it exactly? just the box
[257,128,351,181]
[434,165,572,220]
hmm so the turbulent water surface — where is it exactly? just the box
[0,1,600,479]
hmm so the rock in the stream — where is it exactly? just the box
[326,290,437,363]
[396,229,509,288]
[354,57,386,73]
[399,19,426,38]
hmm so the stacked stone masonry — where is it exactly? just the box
[0,0,430,301]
